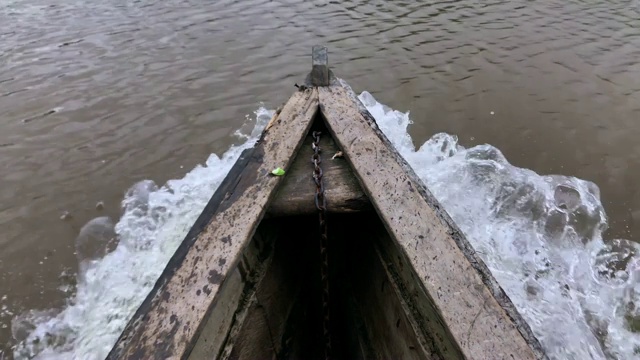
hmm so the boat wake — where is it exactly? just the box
[10,91,640,360]
[360,91,640,360]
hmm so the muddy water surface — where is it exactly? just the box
[2,0,640,357]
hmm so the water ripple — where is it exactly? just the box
[3,0,640,358]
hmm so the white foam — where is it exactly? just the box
[11,90,640,360]
[11,107,274,360]
[359,89,640,359]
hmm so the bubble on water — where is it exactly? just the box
[74,216,118,283]
[75,217,117,263]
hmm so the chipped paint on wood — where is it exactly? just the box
[318,83,548,360]
[106,89,319,360]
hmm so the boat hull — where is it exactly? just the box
[107,47,548,360]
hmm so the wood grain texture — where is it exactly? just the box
[221,220,310,360]
[188,226,276,360]
[319,82,548,360]
[310,45,329,86]
[349,229,441,360]
[106,88,319,360]
[268,132,371,216]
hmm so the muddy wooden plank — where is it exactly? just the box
[268,132,371,216]
[188,226,276,360]
[106,88,319,360]
[319,82,548,360]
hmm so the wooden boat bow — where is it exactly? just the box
[106,47,548,360]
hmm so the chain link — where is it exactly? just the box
[311,131,331,360]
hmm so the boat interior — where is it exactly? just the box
[107,47,545,360]
[186,117,459,360]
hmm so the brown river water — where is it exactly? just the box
[2,0,640,358]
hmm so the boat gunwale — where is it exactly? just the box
[106,88,320,360]
[106,47,549,360]
[318,79,548,360]
[337,78,547,355]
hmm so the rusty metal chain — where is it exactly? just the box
[311,131,331,360]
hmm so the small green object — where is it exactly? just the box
[271,167,285,176]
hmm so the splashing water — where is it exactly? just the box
[359,89,640,359]
[10,107,274,360]
[10,89,640,359]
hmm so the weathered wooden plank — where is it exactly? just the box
[310,45,329,86]
[319,82,548,360]
[187,226,276,360]
[268,132,371,216]
[106,88,319,360]
[221,219,310,359]
[349,227,440,360]
[370,218,463,359]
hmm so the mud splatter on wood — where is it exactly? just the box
[106,89,319,360]
[319,83,547,360]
